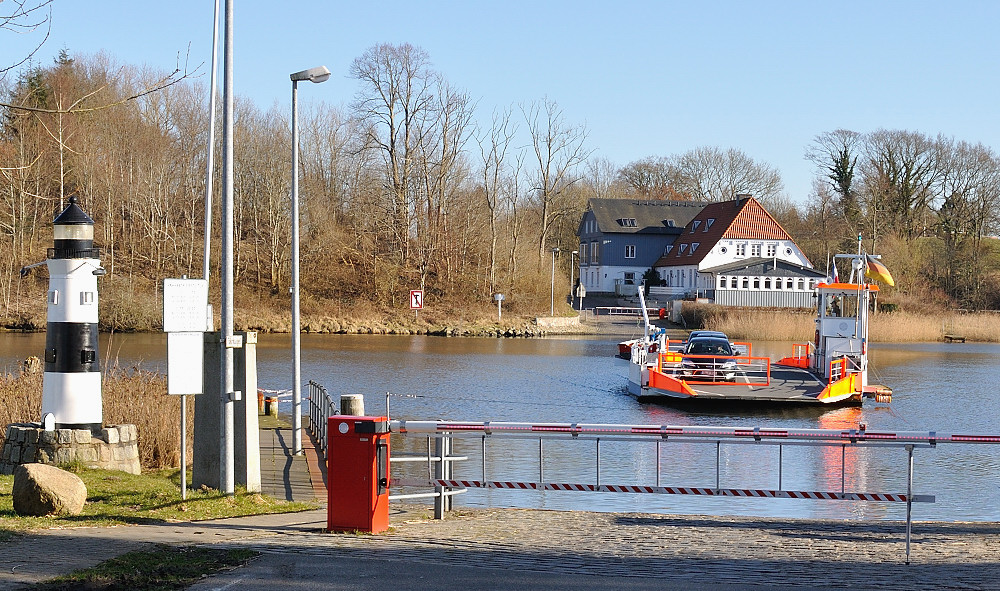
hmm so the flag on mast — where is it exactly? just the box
[865,255,894,286]
[832,260,839,283]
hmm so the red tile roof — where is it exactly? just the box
[654,197,799,268]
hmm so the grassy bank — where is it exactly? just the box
[686,304,1000,343]
[0,468,315,534]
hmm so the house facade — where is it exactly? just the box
[577,199,706,294]
[578,196,825,308]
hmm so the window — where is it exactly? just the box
[764,278,772,289]
[80,291,95,305]
[736,243,746,256]
[774,278,782,290]
[751,243,761,257]
[730,277,737,288]
[579,243,587,264]
[705,218,715,231]
[624,272,635,284]
[679,244,688,254]
[753,277,760,289]
[691,220,701,232]
[690,242,699,254]
[624,245,636,259]
[741,277,749,289]
[617,218,636,227]
[718,276,726,288]
[590,241,599,265]
[766,243,777,257]
[665,219,675,227]
[787,278,794,290]
[47,290,58,305]
[664,244,674,255]
[797,279,804,290]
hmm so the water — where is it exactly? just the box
[2,332,998,521]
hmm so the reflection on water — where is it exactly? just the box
[2,333,998,521]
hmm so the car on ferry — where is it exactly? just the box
[681,336,737,381]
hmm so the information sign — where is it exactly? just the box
[163,278,209,332]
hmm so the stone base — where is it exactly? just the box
[0,423,141,475]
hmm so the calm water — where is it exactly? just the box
[2,332,998,521]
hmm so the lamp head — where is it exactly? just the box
[290,65,331,84]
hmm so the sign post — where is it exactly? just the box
[410,289,423,319]
[494,293,505,321]
[163,278,209,500]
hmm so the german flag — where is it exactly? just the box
[865,255,894,287]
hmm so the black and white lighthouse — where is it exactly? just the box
[41,196,103,433]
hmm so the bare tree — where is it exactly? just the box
[1,0,52,80]
[350,43,435,265]
[523,97,589,262]
[670,146,784,205]
[476,106,517,295]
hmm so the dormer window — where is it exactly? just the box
[679,244,688,254]
[664,245,673,254]
[705,218,715,231]
[691,220,701,232]
[690,242,699,254]
[665,219,675,227]
[617,218,637,227]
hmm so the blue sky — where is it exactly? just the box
[6,0,1000,203]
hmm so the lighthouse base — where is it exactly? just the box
[0,423,140,475]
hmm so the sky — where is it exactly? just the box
[5,0,1000,204]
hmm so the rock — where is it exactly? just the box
[12,463,87,516]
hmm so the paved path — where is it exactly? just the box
[2,419,999,590]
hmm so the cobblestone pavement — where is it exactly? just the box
[6,504,993,590]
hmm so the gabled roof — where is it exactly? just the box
[653,197,803,267]
[582,198,708,236]
[702,257,826,278]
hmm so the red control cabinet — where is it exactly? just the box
[327,415,390,533]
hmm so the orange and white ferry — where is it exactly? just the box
[627,253,893,407]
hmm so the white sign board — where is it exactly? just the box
[163,278,209,332]
[167,332,204,395]
[410,289,424,310]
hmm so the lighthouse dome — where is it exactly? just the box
[51,195,98,259]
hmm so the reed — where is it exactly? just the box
[0,365,187,471]
[697,304,1000,343]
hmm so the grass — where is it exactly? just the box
[30,545,258,591]
[0,468,317,534]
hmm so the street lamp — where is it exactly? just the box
[290,65,330,456]
[550,247,560,316]
[570,250,578,310]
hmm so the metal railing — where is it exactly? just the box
[391,420,1000,564]
[306,383,467,517]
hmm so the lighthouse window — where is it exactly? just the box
[45,348,56,363]
[47,290,59,305]
[81,349,96,364]
[80,291,95,305]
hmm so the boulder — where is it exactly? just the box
[12,463,87,516]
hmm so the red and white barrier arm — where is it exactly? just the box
[389,478,934,503]
[391,420,1000,445]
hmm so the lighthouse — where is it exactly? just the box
[41,196,104,433]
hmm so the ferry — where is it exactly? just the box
[626,254,893,407]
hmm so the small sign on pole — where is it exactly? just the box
[494,293,504,321]
[410,289,423,319]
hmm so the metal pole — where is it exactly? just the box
[655,439,660,487]
[716,441,721,490]
[481,435,486,482]
[538,438,543,483]
[434,436,444,519]
[595,438,601,487]
[570,251,576,310]
[180,394,187,500]
[202,0,220,283]
[778,443,783,490]
[905,444,914,565]
[291,78,303,456]
[219,0,235,496]
[550,249,556,316]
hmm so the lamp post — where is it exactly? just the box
[550,247,560,316]
[570,250,578,310]
[290,65,330,456]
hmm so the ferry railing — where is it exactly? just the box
[306,381,335,458]
[656,352,771,386]
[390,420,1000,564]
[594,306,660,316]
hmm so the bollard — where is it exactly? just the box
[265,397,278,417]
[340,394,364,416]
